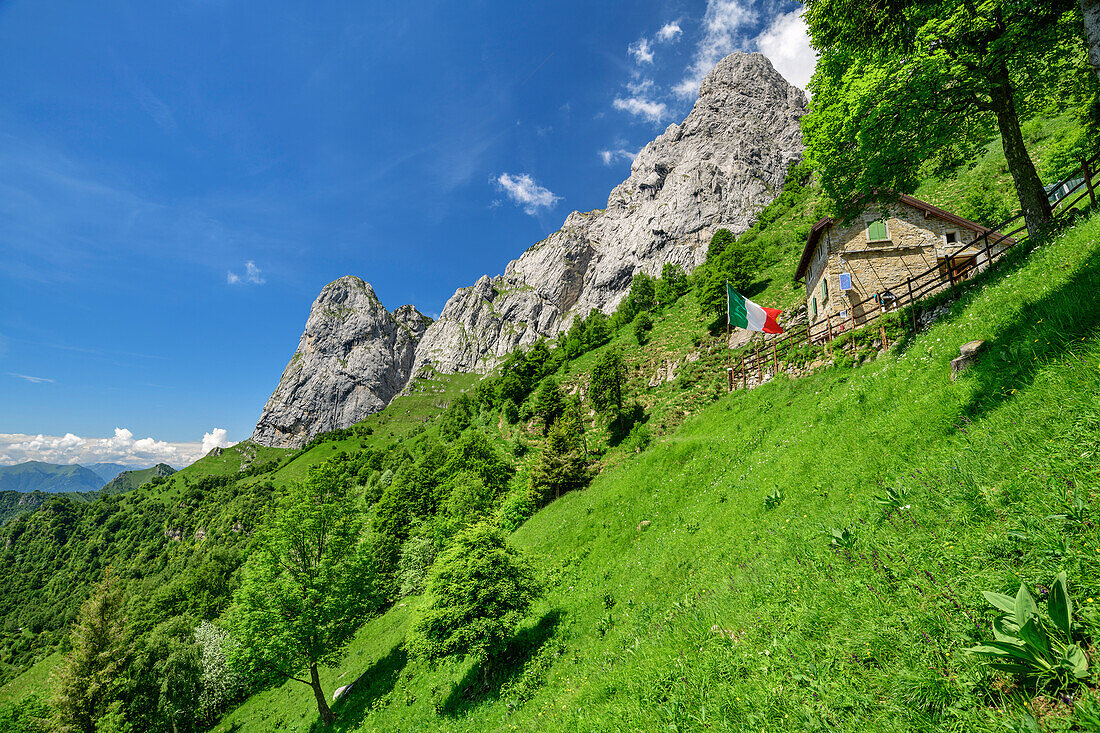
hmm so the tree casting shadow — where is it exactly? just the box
[441,609,562,717]
[954,241,1100,424]
[309,643,408,732]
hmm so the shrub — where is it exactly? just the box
[442,470,495,533]
[633,312,653,345]
[397,536,436,598]
[407,523,543,678]
[194,621,246,723]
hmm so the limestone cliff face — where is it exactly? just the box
[411,52,806,375]
[251,52,805,446]
[250,277,430,448]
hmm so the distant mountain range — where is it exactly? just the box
[0,461,106,494]
[0,460,177,495]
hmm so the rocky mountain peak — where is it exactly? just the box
[250,277,429,448]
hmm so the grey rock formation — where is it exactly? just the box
[250,276,431,448]
[412,52,807,375]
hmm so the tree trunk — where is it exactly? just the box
[1081,0,1100,83]
[310,663,335,726]
[988,62,1052,235]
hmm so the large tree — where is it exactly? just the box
[53,567,129,733]
[803,0,1081,234]
[228,462,383,726]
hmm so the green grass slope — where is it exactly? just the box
[100,462,176,495]
[216,211,1100,732]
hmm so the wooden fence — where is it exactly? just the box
[727,152,1100,390]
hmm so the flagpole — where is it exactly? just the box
[726,281,732,392]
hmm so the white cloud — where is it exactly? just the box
[612,96,669,124]
[599,148,639,165]
[673,0,757,98]
[8,372,54,384]
[227,260,265,285]
[495,173,561,215]
[754,8,816,91]
[628,37,654,65]
[201,427,233,454]
[0,426,238,469]
[656,22,683,43]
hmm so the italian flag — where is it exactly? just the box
[727,283,784,334]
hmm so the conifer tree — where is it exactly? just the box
[53,567,129,733]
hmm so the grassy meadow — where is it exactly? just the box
[206,199,1100,731]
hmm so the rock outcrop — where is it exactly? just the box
[250,277,431,448]
[411,52,806,375]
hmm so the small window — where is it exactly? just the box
[945,230,958,245]
[821,278,828,299]
[811,297,817,318]
[868,218,888,242]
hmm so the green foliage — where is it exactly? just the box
[583,311,611,350]
[532,378,566,436]
[443,470,495,533]
[611,272,657,329]
[968,573,1089,687]
[53,567,128,733]
[589,348,627,418]
[397,536,436,598]
[828,527,856,550]
[407,523,542,670]
[193,621,245,724]
[228,461,383,724]
[764,488,784,510]
[803,0,1081,230]
[694,228,767,318]
[441,431,511,495]
[0,694,51,733]
[530,405,589,505]
[632,312,653,345]
[654,262,689,306]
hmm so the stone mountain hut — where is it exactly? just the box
[794,194,1010,331]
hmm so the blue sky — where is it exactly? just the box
[0,0,812,466]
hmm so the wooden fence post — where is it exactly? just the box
[880,323,888,351]
[826,312,833,342]
[1082,157,1097,208]
[727,366,733,392]
[755,348,762,383]
[907,279,916,333]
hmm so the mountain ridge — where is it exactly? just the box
[250,52,806,448]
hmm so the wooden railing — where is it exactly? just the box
[727,153,1099,389]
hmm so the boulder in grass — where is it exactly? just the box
[951,340,985,381]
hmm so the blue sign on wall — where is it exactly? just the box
[839,272,853,290]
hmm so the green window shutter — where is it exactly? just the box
[868,219,888,241]
[811,298,817,317]
[821,278,828,298]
